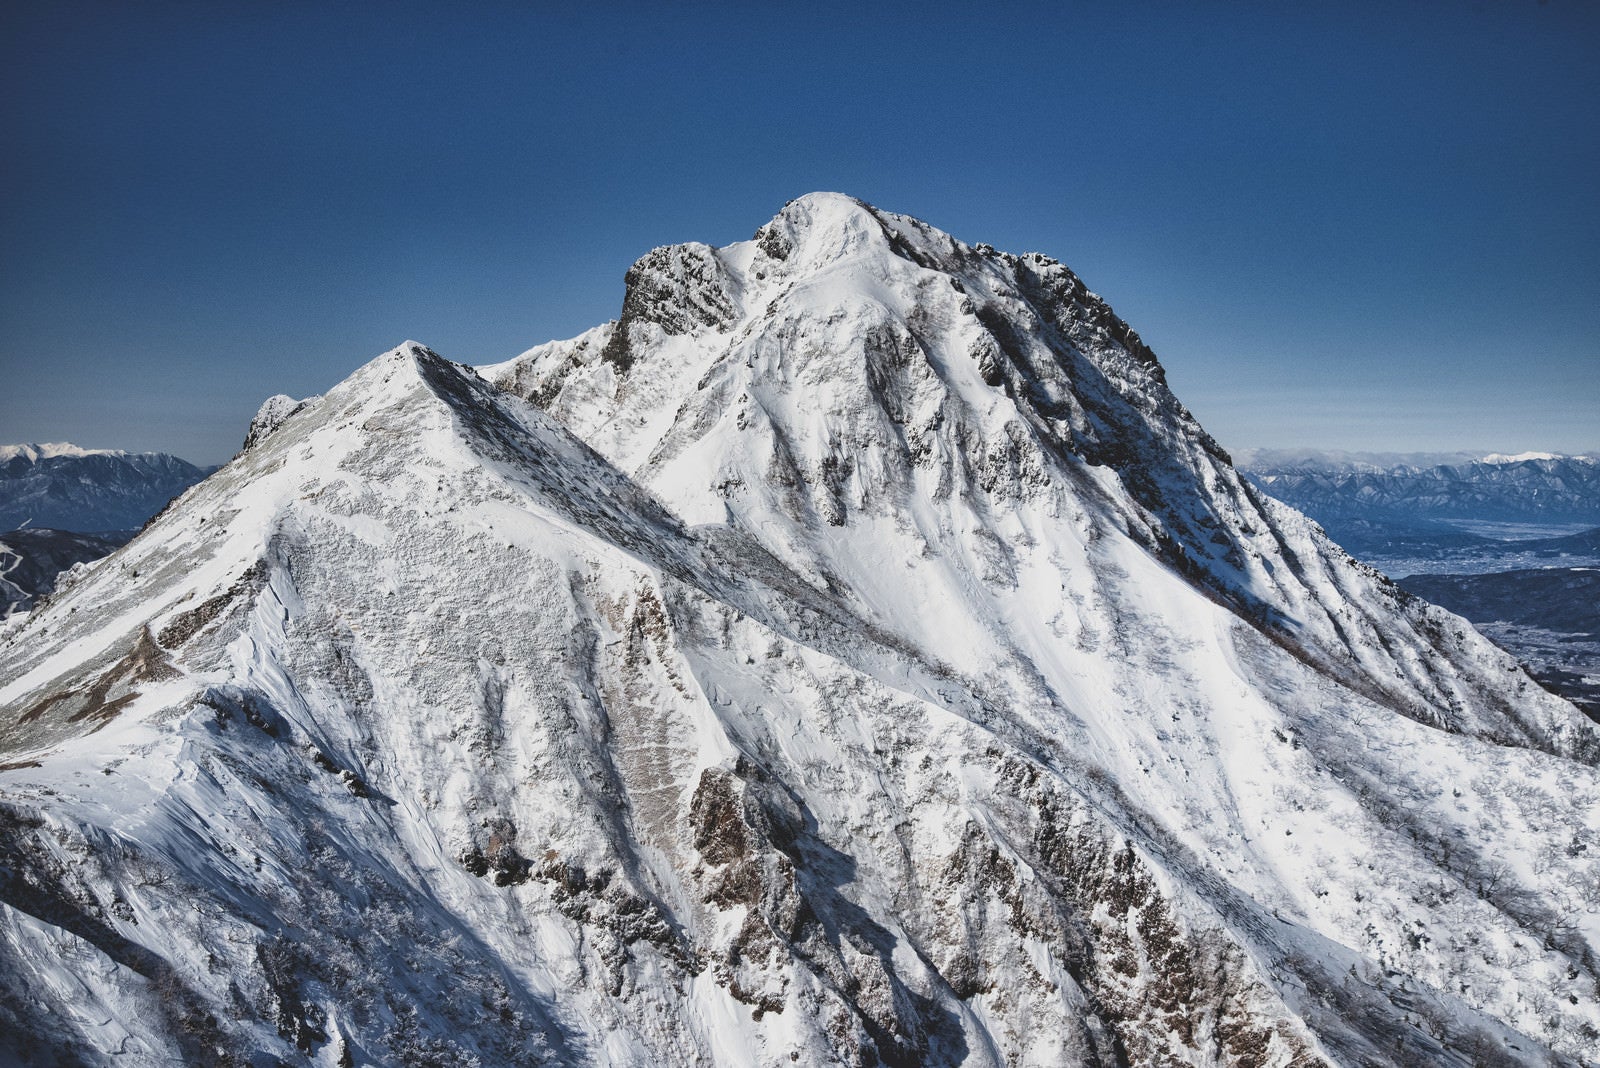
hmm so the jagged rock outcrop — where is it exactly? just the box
[243,394,320,451]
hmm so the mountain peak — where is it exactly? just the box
[352,338,447,380]
[7,202,1600,1066]
[318,340,466,419]
[750,191,893,265]
[494,194,1224,580]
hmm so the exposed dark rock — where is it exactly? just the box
[601,244,739,373]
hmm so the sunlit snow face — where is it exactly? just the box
[3,202,1598,1067]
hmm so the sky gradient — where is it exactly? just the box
[3,1,1597,465]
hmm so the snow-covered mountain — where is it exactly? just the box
[3,194,1599,1067]
[0,444,213,534]
[1233,448,1485,473]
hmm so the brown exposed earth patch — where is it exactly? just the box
[17,627,176,731]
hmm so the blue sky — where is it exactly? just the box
[2,1,1596,464]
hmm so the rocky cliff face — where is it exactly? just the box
[2,196,1598,1067]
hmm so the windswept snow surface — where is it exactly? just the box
[3,196,1599,1067]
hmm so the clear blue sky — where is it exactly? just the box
[3,1,1596,465]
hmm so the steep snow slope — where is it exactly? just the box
[2,196,1599,1067]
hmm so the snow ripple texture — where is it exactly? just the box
[2,194,1598,1067]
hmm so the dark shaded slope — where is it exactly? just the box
[0,528,128,617]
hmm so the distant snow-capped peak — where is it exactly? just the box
[0,442,133,463]
[1480,450,1592,464]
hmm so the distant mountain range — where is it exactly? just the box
[1400,568,1600,722]
[0,443,214,534]
[1237,451,1600,536]
[1240,453,1600,724]
[0,444,214,621]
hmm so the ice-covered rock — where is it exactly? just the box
[243,393,320,451]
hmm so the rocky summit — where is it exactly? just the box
[2,194,1597,1067]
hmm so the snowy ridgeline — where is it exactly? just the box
[2,195,1599,1067]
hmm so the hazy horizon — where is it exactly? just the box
[6,427,1599,473]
